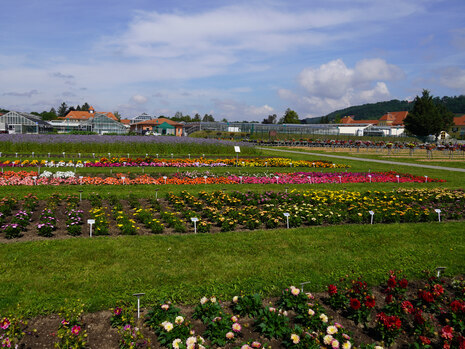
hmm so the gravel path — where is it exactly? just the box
[258,147,465,173]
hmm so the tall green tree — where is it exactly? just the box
[81,103,90,111]
[404,90,454,141]
[278,108,300,124]
[57,102,68,117]
[202,114,215,122]
[113,111,121,121]
[262,114,277,124]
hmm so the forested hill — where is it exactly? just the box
[305,95,465,123]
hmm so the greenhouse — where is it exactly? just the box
[0,111,52,134]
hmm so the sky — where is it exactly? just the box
[1,0,465,121]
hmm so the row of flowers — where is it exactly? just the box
[0,157,349,168]
[1,188,464,240]
[0,170,445,186]
[3,272,464,348]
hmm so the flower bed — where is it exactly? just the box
[1,188,464,241]
[0,157,347,169]
[3,272,465,348]
[0,170,444,186]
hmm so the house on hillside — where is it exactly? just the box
[450,115,465,140]
[341,115,379,125]
[377,111,408,126]
[130,118,184,136]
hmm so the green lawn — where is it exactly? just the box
[1,222,463,316]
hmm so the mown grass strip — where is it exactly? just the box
[1,222,463,316]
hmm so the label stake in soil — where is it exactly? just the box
[283,212,290,229]
[369,211,374,224]
[191,217,199,233]
[435,208,442,222]
[300,281,311,293]
[133,293,145,319]
[87,219,95,237]
[436,267,446,277]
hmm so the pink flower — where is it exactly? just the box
[1,317,11,329]
[232,322,242,332]
[71,325,81,335]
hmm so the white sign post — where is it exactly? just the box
[203,175,207,184]
[369,210,374,224]
[87,219,95,237]
[121,176,126,185]
[300,281,311,293]
[234,146,240,166]
[190,217,199,233]
[32,176,37,186]
[434,208,441,222]
[275,176,279,184]
[163,176,167,184]
[368,174,372,183]
[396,175,400,183]
[425,175,428,183]
[283,212,290,229]
[239,176,243,184]
[132,293,145,319]
[79,190,83,202]
[436,266,446,277]
[338,175,342,183]
[79,176,83,185]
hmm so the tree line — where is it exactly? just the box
[308,94,465,124]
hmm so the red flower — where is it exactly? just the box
[387,276,397,288]
[385,294,393,304]
[401,301,414,314]
[365,296,376,308]
[451,300,465,313]
[419,336,431,345]
[414,309,425,325]
[419,291,434,303]
[441,325,454,340]
[399,278,408,288]
[350,298,361,310]
[328,284,338,296]
[433,284,444,297]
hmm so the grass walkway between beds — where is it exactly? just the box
[1,221,463,317]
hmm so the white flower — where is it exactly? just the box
[308,308,315,316]
[175,316,184,324]
[186,336,197,346]
[163,322,173,332]
[172,339,182,349]
[291,333,300,344]
[232,296,239,303]
[200,297,208,304]
[320,313,328,323]
[331,339,340,349]
[323,335,334,345]
[290,286,300,296]
[327,325,338,335]
[342,341,352,349]
[210,296,217,303]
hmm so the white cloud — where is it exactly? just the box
[212,99,274,121]
[131,94,148,104]
[281,58,402,117]
[439,67,465,92]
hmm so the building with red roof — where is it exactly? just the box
[130,118,184,136]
